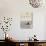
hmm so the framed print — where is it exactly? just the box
[20,12,33,29]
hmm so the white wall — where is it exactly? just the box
[33,8,46,40]
[0,0,46,40]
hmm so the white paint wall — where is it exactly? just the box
[33,9,46,40]
[0,0,46,40]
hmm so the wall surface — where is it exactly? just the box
[0,0,46,40]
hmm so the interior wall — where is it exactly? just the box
[0,0,46,40]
